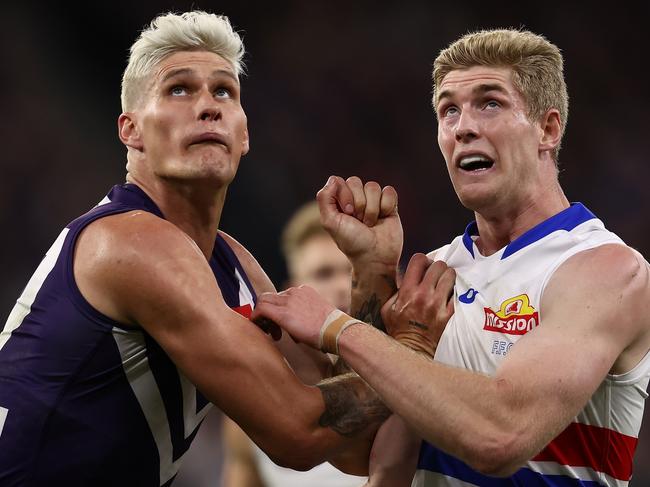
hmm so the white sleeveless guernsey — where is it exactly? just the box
[413,203,650,487]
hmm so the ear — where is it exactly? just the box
[118,113,144,151]
[538,108,562,154]
[241,126,250,156]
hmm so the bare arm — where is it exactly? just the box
[220,230,333,384]
[317,176,402,330]
[364,415,420,487]
[73,212,385,471]
[252,244,650,476]
[221,231,391,474]
[338,244,650,475]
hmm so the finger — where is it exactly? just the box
[420,260,450,290]
[317,176,355,232]
[437,267,457,307]
[362,181,382,226]
[346,176,367,221]
[433,267,456,319]
[379,186,398,218]
[399,253,432,296]
[251,293,287,323]
[380,291,399,328]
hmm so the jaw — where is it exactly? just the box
[451,166,503,212]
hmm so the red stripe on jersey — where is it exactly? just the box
[533,422,638,480]
[233,304,252,319]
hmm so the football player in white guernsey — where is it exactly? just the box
[252,29,650,486]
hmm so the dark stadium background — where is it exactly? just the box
[2,1,649,484]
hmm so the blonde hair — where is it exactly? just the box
[121,11,245,111]
[433,29,568,161]
[281,201,328,264]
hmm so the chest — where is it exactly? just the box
[435,249,552,374]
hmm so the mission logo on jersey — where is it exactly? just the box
[483,294,539,335]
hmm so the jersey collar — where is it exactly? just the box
[462,203,597,259]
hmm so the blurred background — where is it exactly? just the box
[2,0,649,484]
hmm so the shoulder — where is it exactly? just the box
[77,210,202,270]
[218,230,276,295]
[74,211,208,325]
[548,243,647,297]
[542,244,650,367]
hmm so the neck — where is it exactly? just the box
[126,173,227,260]
[473,180,569,256]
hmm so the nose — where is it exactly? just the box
[455,110,479,143]
[198,89,221,122]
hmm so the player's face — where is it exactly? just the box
[436,66,543,214]
[289,235,352,313]
[135,50,249,185]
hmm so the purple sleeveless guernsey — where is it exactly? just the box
[0,184,257,486]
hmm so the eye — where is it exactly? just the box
[484,100,500,110]
[215,87,232,98]
[170,85,187,96]
[313,266,335,281]
[442,105,459,118]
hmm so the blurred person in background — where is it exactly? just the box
[252,28,650,486]
[222,200,366,487]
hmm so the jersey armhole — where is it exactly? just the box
[62,205,141,332]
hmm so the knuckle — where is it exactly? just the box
[346,176,362,186]
[433,260,449,271]
[364,181,381,191]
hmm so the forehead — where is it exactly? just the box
[152,50,238,84]
[295,235,348,262]
[437,66,517,103]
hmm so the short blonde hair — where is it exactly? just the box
[121,11,245,111]
[281,201,328,265]
[433,29,568,161]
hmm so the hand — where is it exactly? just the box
[364,414,419,487]
[381,254,455,357]
[317,176,403,269]
[252,286,336,350]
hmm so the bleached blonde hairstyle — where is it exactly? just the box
[433,29,568,161]
[121,11,245,111]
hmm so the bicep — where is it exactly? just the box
[84,217,326,455]
[127,257,323,446]
[495,246,649,443]
[220,230,334,381]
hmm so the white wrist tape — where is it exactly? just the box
[318,309,363,355]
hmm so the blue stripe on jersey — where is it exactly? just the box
[461,203,597,260]
[418,441,605,486]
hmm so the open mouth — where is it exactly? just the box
[458,155,494,172]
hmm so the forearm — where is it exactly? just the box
[351,263,398,331]
[315,371,391,474]
[230,365,388,471]
[336,323,533,475]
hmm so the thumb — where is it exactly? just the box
[317,176,355,228]
[251,293,285,323]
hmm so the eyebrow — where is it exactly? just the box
[437,83,508,105]
[161,67,239,84]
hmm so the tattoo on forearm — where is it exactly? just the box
[332,356,353,376]
[316,373,391,437]
[352,273,397,332]
[408,320,429,331]
[354,293,385,331]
